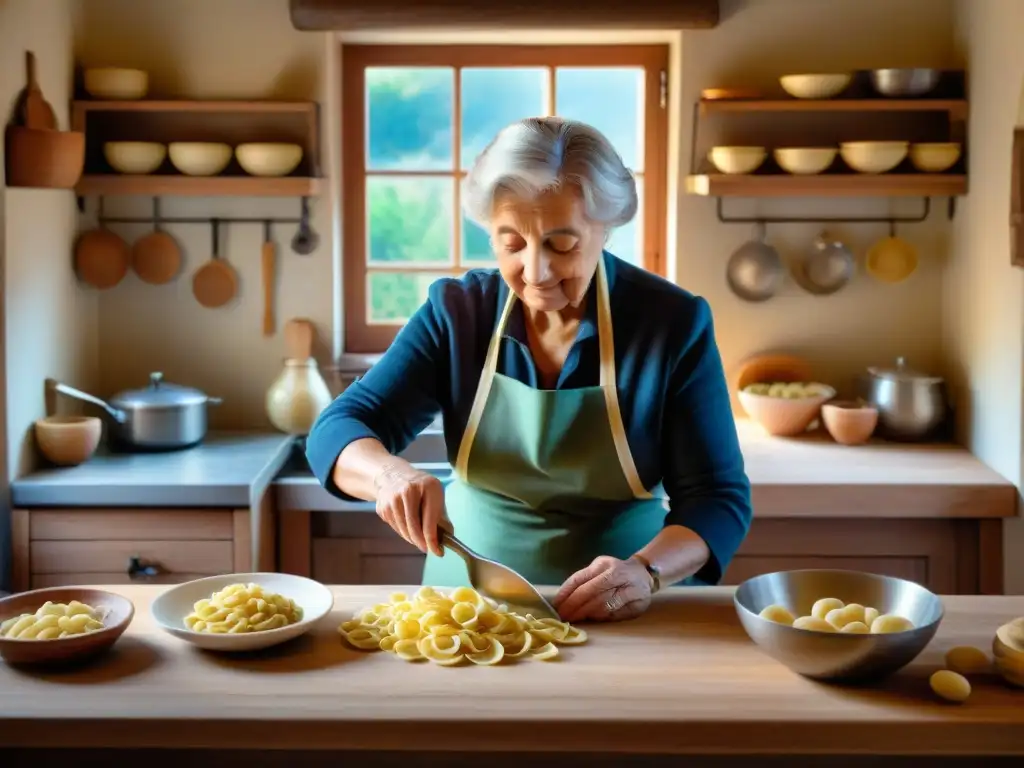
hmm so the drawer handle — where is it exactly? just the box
[127,556,162,580]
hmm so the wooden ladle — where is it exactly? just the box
[192,220,238,308]
[132,200,181,285]
[22,51,57,130]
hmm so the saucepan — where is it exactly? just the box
[725,223,783,302]
[50,372,222,451]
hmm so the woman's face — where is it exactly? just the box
[490,186,605,313]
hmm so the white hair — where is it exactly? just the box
[462,117,638,229]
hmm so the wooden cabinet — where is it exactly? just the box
[280,510,1002,594]
[11,508,261,592]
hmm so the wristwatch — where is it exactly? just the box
[631,554,662,594]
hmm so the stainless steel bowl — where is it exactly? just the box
[870,68,940,97]
[734,569,944,682]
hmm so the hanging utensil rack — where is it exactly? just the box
[714,196,932,225]
[87,197,316,254]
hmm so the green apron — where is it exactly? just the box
[422,257,669,587]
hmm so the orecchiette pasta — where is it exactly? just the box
[759,597,915,634]
[0,600,105,640]
[339,586,586,665]
[184,582,303,634]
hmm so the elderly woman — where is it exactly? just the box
[307,117,752,623]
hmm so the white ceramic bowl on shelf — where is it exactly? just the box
[773,147,837,175]
[151,572,334,652]
[235,143,304,177]
[103,142,166,174]
[84,68,148,100]
[780,74,852,100]
[708,146,767,175]
[168,142,233,176]
[840,141,908,174]
[909,142,961,173]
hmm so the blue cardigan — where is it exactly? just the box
[307,251,753,584]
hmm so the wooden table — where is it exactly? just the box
[3,586,1023,767]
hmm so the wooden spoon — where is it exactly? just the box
[22,52,57,130]
[74,229,130,290]
[192,220,238,309]
[132,204,181,285]
[261,221,276,336]
[284,318,314,360]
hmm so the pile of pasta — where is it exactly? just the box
[338,586,587,665]
[759,596,915,634]
[184,582,304,634]
[0,600,105,640]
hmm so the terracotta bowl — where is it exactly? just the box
[34,415,102,466]
[821,401,879,446]
[738,386,836,437]
[0,587,134,665]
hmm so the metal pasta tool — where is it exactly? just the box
[440,531,558,619]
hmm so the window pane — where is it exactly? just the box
[460,67,548,169]
[367,176,454,265]
[366,67,454,170]
[605,178,643,266]
[368,272,449,323]
[555,67,644,171]
[462,215,493,265]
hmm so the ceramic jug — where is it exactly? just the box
[266,358,332,435]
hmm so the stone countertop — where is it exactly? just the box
[10,431,295,508]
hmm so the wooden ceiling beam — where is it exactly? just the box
[289,0,720,31]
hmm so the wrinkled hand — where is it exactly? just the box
[552,556,653,623]
[373,463,445,556]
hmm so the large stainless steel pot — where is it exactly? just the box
[861,357,947,441]
[54,372,221,450]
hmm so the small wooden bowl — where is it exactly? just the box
[821,401,878,446]
[34,415,102,465]
[0,587,134,665]
[4,126,85,189]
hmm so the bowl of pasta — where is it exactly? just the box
[151,573,334,652]
[0,587,135,665]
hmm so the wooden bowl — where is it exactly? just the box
[4,126,85,189]
[734,353,813,392]
[0,587,134,665]
[821,401,878,446]
[34,415,102,465]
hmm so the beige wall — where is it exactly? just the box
[945,0,1024,593]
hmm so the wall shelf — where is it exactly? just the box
[75,174,322,198]
[686,173,968,198]
[699,98,968,119]
[71,98,322,201]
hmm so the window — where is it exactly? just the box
[342,45,669,353]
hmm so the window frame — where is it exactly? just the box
[341,44,670,353]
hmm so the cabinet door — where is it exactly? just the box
[312,537,424,584]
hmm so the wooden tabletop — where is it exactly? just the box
[2,585,1023,755]
[735,420,1017,518]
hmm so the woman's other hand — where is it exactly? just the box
[552,556,653,623]
[373,463,446,556]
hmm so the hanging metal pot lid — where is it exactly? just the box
[867,356,944,384]
[110,372,220,409]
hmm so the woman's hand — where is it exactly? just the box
[552,555,653,623]
[373,462,446,556]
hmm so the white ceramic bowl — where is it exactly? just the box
[840,141,908,174]
[773,147,837,175]
[780,74,852,100]
[151,572,334,652]
[84,68,148,100]
[235,143,303,177]
[708,146,767,175]
[909,142,961,173]
[168,142,233,176]
[103,141,166,174]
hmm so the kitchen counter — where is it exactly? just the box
[2,586,1023,763]
[11,431,295,508]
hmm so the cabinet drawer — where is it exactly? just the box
[30,509,233,541]
[32,572,210,589]
[30,540,232,575]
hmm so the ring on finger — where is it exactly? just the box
[604,596,624,613]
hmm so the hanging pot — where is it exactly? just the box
[52,372,222,451]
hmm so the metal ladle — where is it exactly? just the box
[726,222,784,302]
[290,197,319,255]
